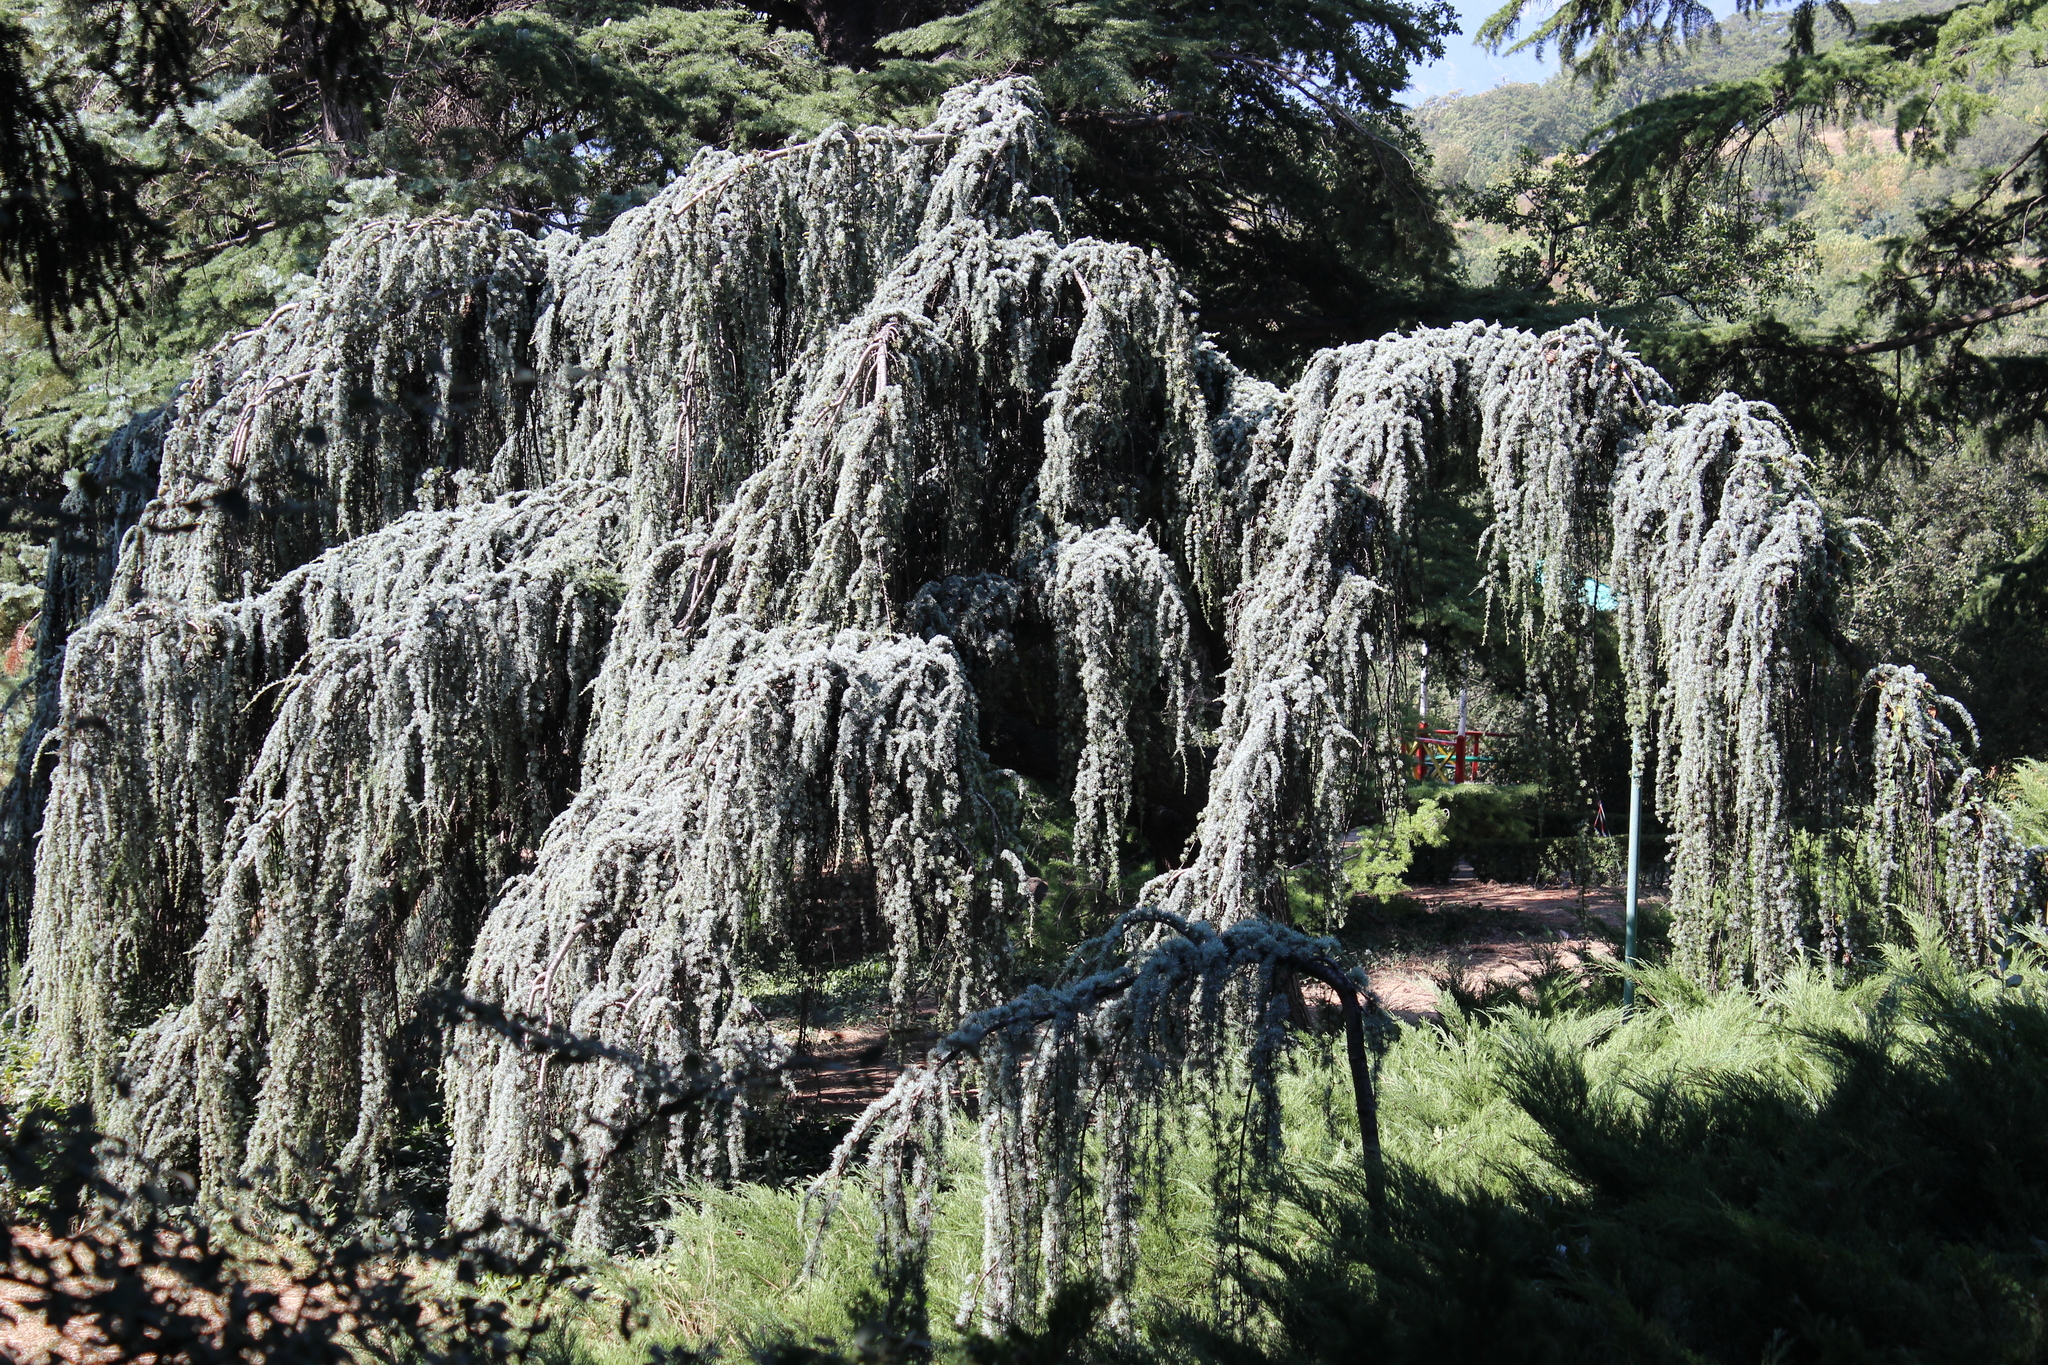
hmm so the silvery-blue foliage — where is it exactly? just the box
[16,76,2013,1266]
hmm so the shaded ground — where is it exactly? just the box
[1357,882,1650,1019]
[766,881,1664,1131]
[1,1226,334,1365]
[783,1023,937,1115]
[761,1017,943,1177]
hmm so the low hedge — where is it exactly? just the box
[1408,832,1669,888]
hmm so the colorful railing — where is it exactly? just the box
[1411,724,1500,783]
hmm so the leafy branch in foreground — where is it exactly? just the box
[0,1101,588,1363]
[810,908,1391,1334]
[0,19,162,350]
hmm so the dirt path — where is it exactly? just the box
[775,882,1657,1127]
[783,1026,932,1115]
[1362,882,1635,1019]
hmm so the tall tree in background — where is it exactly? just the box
[0,0,1459,491]
[1475,0,2048,456]
[871,0,1458,367]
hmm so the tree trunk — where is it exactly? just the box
[757,0,956,65]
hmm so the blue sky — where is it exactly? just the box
[1403,0,1749,101]
[1403,0,1560,102]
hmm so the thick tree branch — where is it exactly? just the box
[1058,110,1197,128]
[922,907,1390,1224]
[1816,288,2048,356]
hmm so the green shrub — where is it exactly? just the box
[1407,781,1541,845]
[2001,758,2048,847]
[1347,799,1453,898]
[1179,928,2048,1365]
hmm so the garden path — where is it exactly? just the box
[1362,883,1633,1018]
[781,882,1659,1115]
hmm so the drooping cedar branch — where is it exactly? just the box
[808,909,1390,1328]
[15,77,2031,1283]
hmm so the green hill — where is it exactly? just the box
[1417,0,2048,333]
[1416,0,1972,191]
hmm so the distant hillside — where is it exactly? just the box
[1414,0,1956,190]
[1417,0,2048,329]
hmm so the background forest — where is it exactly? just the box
[2,0,2048,1362]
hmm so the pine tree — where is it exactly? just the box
[1476,0,2048,453]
